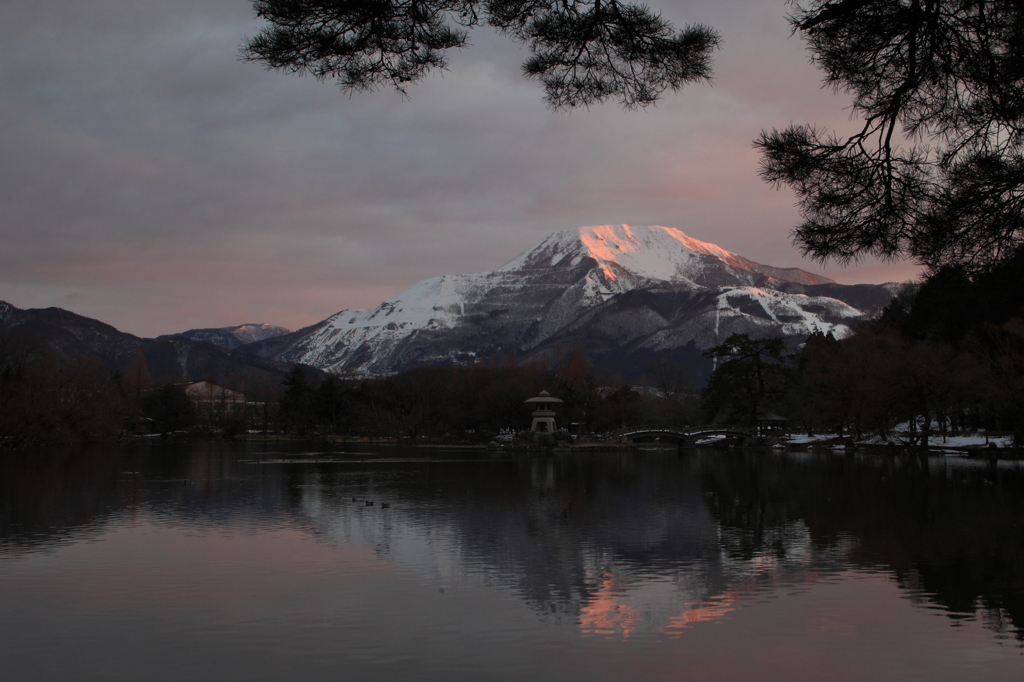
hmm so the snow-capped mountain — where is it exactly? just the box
[250,225,896,379]
[162,323,292,349]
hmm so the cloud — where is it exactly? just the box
[0,0,919,337]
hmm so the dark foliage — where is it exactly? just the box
[790,257,1024,445]
[696,297,1023,446]
[701,334,790,427]
[880,245,1024,345]
[142,384,197,433]
[0,329,127,444]
[280,366,315,433]
[267,352,699,439]
[241,0,719,109]
[314,374,348,430]
[796,326,985,444]
[757,0,1024,274]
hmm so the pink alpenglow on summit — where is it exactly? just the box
[503,225,835,287]
[263,225,894,376]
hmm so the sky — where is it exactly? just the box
[0,0,924,338]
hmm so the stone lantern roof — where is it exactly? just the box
[525,389,564,404]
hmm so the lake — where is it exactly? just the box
[2,441,1023,681]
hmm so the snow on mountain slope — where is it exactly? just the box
[164,323,292,349]
[266,225,887,376]
[642,287,865,352]
[229,323,292,345]
[0,300,16,323]
[500,225,835,287]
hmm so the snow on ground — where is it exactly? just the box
[937,435,1015,447]
[787,432,1015,449]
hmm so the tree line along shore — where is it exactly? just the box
[1,256,1021,450]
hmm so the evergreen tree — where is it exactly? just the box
[757,0,1024,275]
[241,0,719,109]
[314,374,348,432]
[280,367,315,433]
[700,334,789,428]
[143,384,197,434]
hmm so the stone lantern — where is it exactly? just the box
[525,390,563,433]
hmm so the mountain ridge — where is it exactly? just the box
[159,323,292,349]
[248,225,898,379]
[1,225,900,383]
[0,301,321,388]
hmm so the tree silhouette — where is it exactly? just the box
[701,334,789,428]
[280,366,315,433]
[314,374,348,433]
[241,0,719,109]
[757,0,1024,275]
[142,384,197,434]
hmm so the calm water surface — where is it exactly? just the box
[2,442,1024,681]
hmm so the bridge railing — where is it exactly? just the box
[615,424,752,438]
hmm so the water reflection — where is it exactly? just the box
[2,442,1024,679]
[699,451,1024,640]
[290,451,732,633]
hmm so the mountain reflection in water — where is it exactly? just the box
[1,442,1023,681]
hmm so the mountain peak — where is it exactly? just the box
[257,224,893,377]
[160,322,292,349]
[502,225,835,287]
[229,323,292,344]
[0,300,19,322]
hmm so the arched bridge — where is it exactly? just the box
[615,424,752,446]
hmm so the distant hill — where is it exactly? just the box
[158,323,292,350]
[0,301,319,390]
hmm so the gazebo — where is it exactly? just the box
[525,390,563,433]
[756,411,789,437]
